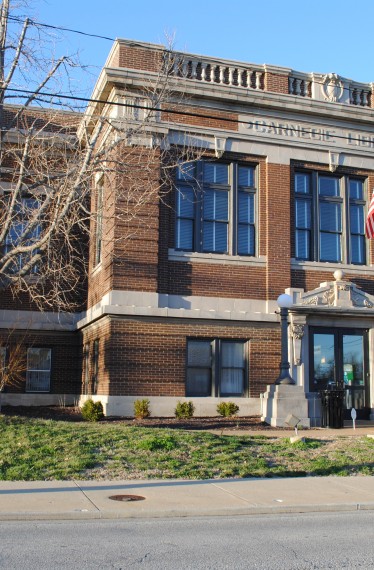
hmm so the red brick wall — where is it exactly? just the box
[83,316,280,399]
[265,72,289,94]
[266,163,291,299]
[115,43,163,72]
[0,330,81,395]
[162,105,238,131]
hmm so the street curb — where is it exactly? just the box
[1,502,374,521]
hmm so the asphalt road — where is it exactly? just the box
[1,511,374,569]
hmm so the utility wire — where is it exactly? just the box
[4,86,374,145]
[7,14,115,42]
[6,14,373,91]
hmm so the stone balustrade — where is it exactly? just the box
[166,51,372,108]
[349,83,371,107]
[169,54,264,90]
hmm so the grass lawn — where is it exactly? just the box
[1,414,374,481]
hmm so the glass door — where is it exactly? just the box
[342,334,366,415]
[310,328,369,419]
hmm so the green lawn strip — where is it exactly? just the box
[1,415,374,480]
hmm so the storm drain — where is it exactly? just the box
[108,494,145,502]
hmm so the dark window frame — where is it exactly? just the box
[186,338,249,397]
[175,160,257,257]
[294,170,367,265]
[25,347,52,393]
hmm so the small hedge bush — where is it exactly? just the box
[81,399,104,422]
[174,401,195,419]
[216,402,239,418]
[134,398,151,419]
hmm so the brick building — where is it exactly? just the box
[3,40,374,423]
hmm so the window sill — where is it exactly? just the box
[91,262,103,277]
[169,249,267,266]
[291,259,374,275]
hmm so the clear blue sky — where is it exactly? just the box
[29,0,374,94]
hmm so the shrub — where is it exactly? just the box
[216,402,239,418]
[137,435,176,451]
[175,401,195,419]
[134,398,151,419]
[81,399,104,422]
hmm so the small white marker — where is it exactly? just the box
[351,408,357,430]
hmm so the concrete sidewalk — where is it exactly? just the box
[0,476,373,521]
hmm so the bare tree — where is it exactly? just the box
[0,336,27,411]
[0,0,200,311]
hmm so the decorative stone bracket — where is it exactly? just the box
[291,322,305,366]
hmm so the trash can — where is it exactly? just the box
[319,388,345,428]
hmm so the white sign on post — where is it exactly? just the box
[351,408,357,430]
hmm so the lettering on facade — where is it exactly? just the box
[244,118,374,150]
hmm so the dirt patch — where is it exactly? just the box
[0,405,286,431]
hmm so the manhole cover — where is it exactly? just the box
[108,494,145,502]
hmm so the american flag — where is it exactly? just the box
[366,189,374,239]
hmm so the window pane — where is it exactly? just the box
[176,188,195,217]
[26,348,51,393]
[295,229,310,260]
[176,219,194,250]
[320,202,341,232]
[238,166,254,187]
[295,199,311,229]
[320,232,341,262]
[204,190,228,221]
[187,340,212,396]
[203,163,228,185]
[220,369,244,395]
[349,179,363,200]
[295,173,310,194]
[176,161,196,181]
[238,192,254,224]
[27,348,51,371]
[238,224,255,255]
[313,333,335,390]
[220,342,245,396]
[350,204,364,234]
[186,369,211,396]
[319,176,340,197]
[351,235,366,265]
[203,221,228,252]
[221,342,244,366]
[187,341,211,366]
[26,371,51,392]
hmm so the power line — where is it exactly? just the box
[7,14,115,42]
[6,14,373,94]
[4,86,374,145]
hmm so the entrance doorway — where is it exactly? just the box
[310,327,370,419]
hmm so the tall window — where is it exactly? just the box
[186,339,247,397]
[94,181,103,266]
[26,348,51,392]
[175,161,257,256]
[92,339,99,395]
[0,347,6,391]
[4,198,40,273]
[295,172,366,264]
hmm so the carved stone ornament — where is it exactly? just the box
[322,73,344,102]
[292,324,305,340]
[301,296,319,306]
[296,269,374,311]
[322,289,335,306]
[352,293,374,309]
